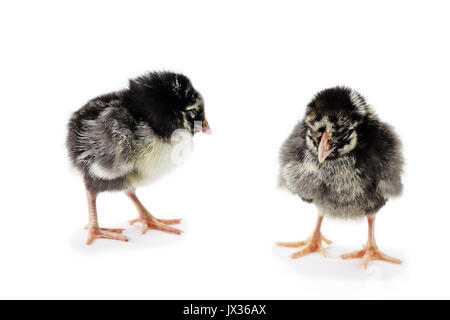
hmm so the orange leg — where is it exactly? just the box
[85,190,129,245]
[277,213,332,259]
[341,214,401,269]
[126,191,183,235]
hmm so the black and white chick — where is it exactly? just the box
[277,87,403,268]
[67,72,211,245]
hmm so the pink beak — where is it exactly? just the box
[202,119,212,135]
[318,131,334,163]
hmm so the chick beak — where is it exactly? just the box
[202,119,212,135]
[318,131,334,163]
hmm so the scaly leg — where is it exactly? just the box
[126,191,183,235]
[277,213,332,259]
[85,190,129,245]
[341,214,401,269]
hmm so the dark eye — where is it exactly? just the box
[341,129,353,141]
[188,110,197,119]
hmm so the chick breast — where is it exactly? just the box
[125,124,188,187]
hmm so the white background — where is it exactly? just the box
[0,0,449,299]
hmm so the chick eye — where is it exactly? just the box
[188,110,197,119]
[341,130,353,140]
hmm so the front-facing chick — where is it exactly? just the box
[277,87,403,268]
[67,71,210,245]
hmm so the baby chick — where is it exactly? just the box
[67,72,210,245]
[277,87,403,268]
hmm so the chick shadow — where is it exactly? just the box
[273,243,404,282]
[70,220,186,255]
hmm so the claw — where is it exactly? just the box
[321,236,332,245]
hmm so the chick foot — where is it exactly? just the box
[277,234,332,258]
[86,227,129,245]
[126,191,183,235]
[342,214,402,269]
[341,245,401,269]
[130,215,183,235]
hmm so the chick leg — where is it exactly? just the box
[126,191,183,235]
[277,213,332,259]
[85,190,129,245]
[341,214,401,269]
